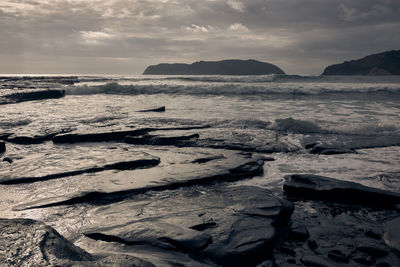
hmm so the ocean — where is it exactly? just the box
[1,74,400,265]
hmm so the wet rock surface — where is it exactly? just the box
[0,144,161,185]
[0,218,154,267]
[383,216,400,255]
[79,185,293,266]
[12,154,265,210]
[0,124,399,266]
[0,158,160,184]
[274,200,400,267]
[0,218,91,266]
[284,174,400,206]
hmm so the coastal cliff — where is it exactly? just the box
[143,59,285,75]
[322,50,400,75]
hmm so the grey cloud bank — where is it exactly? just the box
[0,0,399,75]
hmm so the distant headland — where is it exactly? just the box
[322,50,400,76]
[143,59,285,75]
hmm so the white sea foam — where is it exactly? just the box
[0,118,32,128]
[65,81,400,97]
[268,117,400,136]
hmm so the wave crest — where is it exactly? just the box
[65,82,400,97]
[270,118,324,134]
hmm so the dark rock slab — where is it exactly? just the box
[12,149,265,210]
[383,216,400,255]
[53,129,149,143]
[0,158,160,184]
[283,174,400,206]
[358,243,390,258]
[85,221,212,252]
[0,128,74,144]
[4,133,59,144]
[82,185,293,267]
[53,126,208,143]
[191,154,225,164]
[195,138,299,153]
[1,89,65,104]
[309,145,356,155]
[300,255,340,267]
[78,235,215,266]
[2,157,13,164]
[0,218,154,266]
[138,106,165,112]
[125,133,199,146]
[0,141,5,153]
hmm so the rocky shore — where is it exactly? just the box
[1,125,399,266]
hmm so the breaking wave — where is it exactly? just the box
[269,118,324,134]
[269,117,400,136]
[66,82,400,97]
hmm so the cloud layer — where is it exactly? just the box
[1,0,399,74]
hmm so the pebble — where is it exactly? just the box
[279,246,296,256]
[376,261,390,267]
[328,249,349,263]
[307,239,318,250]
[358,243,389,258]
[289,222,310,241]
[300,255,338,267]
[364,229,382,240]
[352,252,375,265]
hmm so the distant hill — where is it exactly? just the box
[143,59,285,75]
[322,50,400,75]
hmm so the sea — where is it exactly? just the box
[0,74,400,233]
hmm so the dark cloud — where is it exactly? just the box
[0,0,399,74]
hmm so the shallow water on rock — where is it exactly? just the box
[1,75,399,265]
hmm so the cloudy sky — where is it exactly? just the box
[1,0,399,75]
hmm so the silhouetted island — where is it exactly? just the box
[322,50,400,75]
[143,59,285,75]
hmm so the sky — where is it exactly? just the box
[0,0,399,75]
